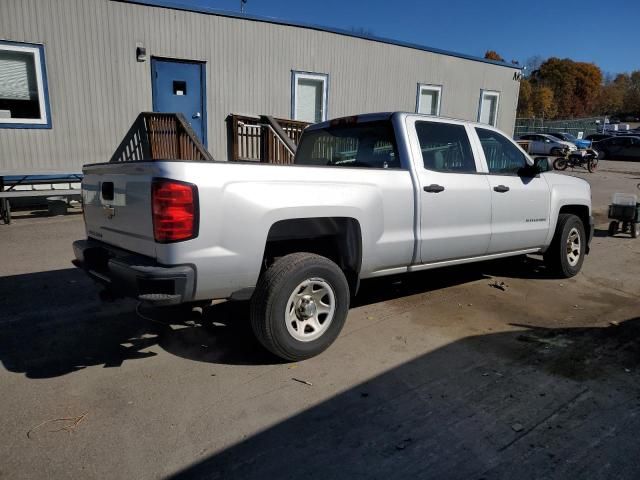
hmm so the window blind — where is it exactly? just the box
[0,51,34,101]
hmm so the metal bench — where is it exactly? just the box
[0,174,82,224]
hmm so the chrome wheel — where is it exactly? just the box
[566,227,581,266]
[285,278,336,342]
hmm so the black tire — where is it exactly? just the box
[543,214,586,278]
[632,222,639,239]
[1,199,10,225]
[250,252,350,361]
[587,158,598,172]
[597,149,607,160]
[553,158,568,170]
[608,221,619,236]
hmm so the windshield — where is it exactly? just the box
[295,121,401,169]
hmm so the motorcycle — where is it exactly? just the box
[553,148,599,173]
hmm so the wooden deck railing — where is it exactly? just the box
[229,114,309,164]
[110,113,214,163]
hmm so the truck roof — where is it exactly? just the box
[307,112,501,132]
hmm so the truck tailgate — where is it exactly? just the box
[82,163,156,258]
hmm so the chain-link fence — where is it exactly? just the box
[514,117,605,138]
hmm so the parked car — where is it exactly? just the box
[585,133,613,142]
[74,112,593,361]
[547,132,592,149]
[518,133,577,156]
[593,136,640,160]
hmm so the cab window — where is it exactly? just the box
[476,128,528,175]
[416,121,476,173]
[294,121,401,169]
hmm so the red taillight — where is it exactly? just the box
[152,179,198,243]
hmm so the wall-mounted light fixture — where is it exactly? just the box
[136,45,147,62]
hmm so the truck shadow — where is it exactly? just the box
[168,316,640,480]
[0,256,580,377]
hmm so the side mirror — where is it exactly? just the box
[534,157,552,173]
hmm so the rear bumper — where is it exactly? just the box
[72,239,195,306]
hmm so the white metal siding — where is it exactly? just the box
[0,0,521,174]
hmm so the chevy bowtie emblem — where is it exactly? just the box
[103,205,116,219]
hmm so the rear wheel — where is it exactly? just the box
[553,158,568,170]
[1,199,10,225]
[632,222,639,239]
[608,221,619,236]
[597,149,607,160]
[250,252,350,361]
[543,214,586,278]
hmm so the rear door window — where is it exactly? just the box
[294,121,401,169]
[415,121,476,173]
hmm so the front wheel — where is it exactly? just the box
[250,252,350,361]
[543,214,586,278]
[608,221,619,236]
[587,158,598,172]
[597,149,607,160]
[553,158,568,170]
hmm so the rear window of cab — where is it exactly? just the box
[294,121,401,169]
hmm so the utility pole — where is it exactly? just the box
[240,0,247,13]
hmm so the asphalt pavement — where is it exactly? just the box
[1,160,639,479]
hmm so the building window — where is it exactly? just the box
[478,90,499,126]
[292,71,328,124]
[0,41,51,128]
[416,84,442,116]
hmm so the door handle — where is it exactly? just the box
[192,112,201,119]
[494,185,510,193]
[423,184,445,193]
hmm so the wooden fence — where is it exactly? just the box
[110,112,214,163]
[229,114,309,164]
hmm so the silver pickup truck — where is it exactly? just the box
[73,112,593,360]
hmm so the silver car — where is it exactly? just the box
[518,133,577,156]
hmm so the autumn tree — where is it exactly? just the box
[531,58,602,118]
[484,50,504,62]
[624,71,640,114]
[596,74,629,115]
[517,78,533,117]
[534,58,576,118]
[573,62,602,116]
[531,86,557,118]
[516,55,640,119]
[524,55,543,77]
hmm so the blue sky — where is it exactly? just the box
[148,0,639,75]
